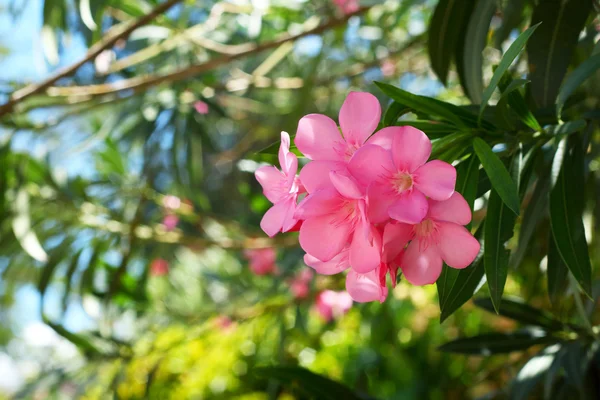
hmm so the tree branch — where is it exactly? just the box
[0,0,183,117]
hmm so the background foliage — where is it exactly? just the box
[0,0,600,399]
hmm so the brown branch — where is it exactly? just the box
[0,0,183,117]
[42,6,371,99]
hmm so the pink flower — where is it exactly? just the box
[162,214,179,231]
[380,59,396,77]
[255,132,305,237]
[345,268,388,303]
[295,92,398,193]
[398,192,481,285]
[294,171,381,273]
[332,0,360,14]
[244,248,277,275]
[315,290,353,321]
[163,195,181,210]
[150,258,169,276]
[289,268,313,299]
[194,100,209,115]
[348,126,456,225]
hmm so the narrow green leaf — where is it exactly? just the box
[547,232,569,308]
[382,101,411,127]
[375,82,467,127]
[527,0,593,108]
[473,138,520,214]
[394,121,458,139]
[461,0,496,104]
[510,345,559,400]
[498,75,542,131]
[549,135,592,297]
[428,0,476,85]
[473,297,564,330]
[557,54,600,119]
[12,188,48,263]
[494,0,526,49]
[546,120,587,136]
[480,23,541,119]
[253,367,365,400]
[62,249,83,312]
[439,331,557,355]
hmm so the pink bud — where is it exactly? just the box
[150,258,169,276]
[162,214,179,231]
[194,100,209,115]
[290,280,310,299]
[244,248,277,275]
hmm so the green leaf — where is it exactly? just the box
[439,331,557,355]
[428,0,476,85]
[456,154,480,217]
[547,232,569,308]
[494,0,527,49]
[253,366,366,400]
[480,23,541,120]
[498,75,542,131]
[510,345,559,400]
[473,297,564,331]
[549,135,592,297]
[527,0,593,109]
[375,82,467,127]
[545,120,587,136]
[12,188,48,263]
[394,121,458,138]
[473,138,520,214]
[382,101,411,127]
[38,241,72,297]
[461,0,496,104]
[557,54,600,119]
[62,249,83,312]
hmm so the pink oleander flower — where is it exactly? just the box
[290,268,313,299]
[397,192,481,285]
[150,258,169,276]
[295,171,381,273]
[380,59,396,77]
[163,195,181,210]
[345,268,388,303]
[348,126,456,225]
[244,248,278,275]
[162,214,179,231]
[332,0,360,14]
[315,290,353,321]
[194,100,209,115]
[295,92,398,193]
[255,132,305,237]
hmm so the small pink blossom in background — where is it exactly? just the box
[332,0,359,14]
[255,132,305,237]
[162,214,179,231]
[194,100,209,115]
[380,59,396,77]
[290,268,313,299]
[315,290,353,321]
[244,248,278,275]
[163,195,181,210]
[213,316,235,331]
[150,258,169,277]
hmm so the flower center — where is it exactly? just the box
[391,172,413,194]
[414,219,436,238]
[333,141,361,161]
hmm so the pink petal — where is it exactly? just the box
[255,166,286,203]
[330,171,363,199]
[382,222,414,262]
[428,192,472,225]
[345,269,387,303]
[298,214,352,262]
[281,197,299,232]
[194,101,209,114]
[339,92,381,146]
[304,247,350,275]
[391,126,431,172]
[365,126,402,150]
[400,240,443,285]
[260,200,289,237]
[299,160,346,193]
[436,222,481,269]
[278,131,295,175]
[294,189,342,220]
[366,182,398,224]
[349,223,381,273]
[347,144,394,187]
[413,160,456,201]
[388,190,429,224]
[295,114,344,161]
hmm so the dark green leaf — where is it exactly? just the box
[439,331,557,355]
[382,101,411,127]
[547,232,569,307]
[473,297,564,330]
[498,75,542,131]
[62,249,83,312]
[527,0,593,108]
[480,23,541,119]
[557,54,600,119]
[428,0,476,85]
[549,135,592,297]
[473,137,521,214]
[494,0,527,49]
[394,121,458,139]
[461,0,496,104]
[510,345,560,400]
[546,120,587,136]
[253,366,366,400]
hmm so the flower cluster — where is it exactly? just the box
[255,92,480,303]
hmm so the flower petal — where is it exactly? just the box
[304,247,350,275]
[255,166,286,203]
[366,126,402,150]
[294,189,342,220]
[278,131,296,175]
[299,160,346,193]
[382,222,414,262]
[400,240,443,285]
[366,182,398,224]
[295,114,344,161]
[330,171,363,199]
[339,92,381,146]
[281,197,299,232]
[428,192,472,225]
[347,144,394,187]
[299,214,352,262]
[388,190,429,224]
[345,269,387,303]
[349,223,381,273]
[413,160,456,200]
[436,222,481,269]
[391,126,431,172]
[260,201,289,237]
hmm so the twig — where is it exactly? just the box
[0,0,183,117]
